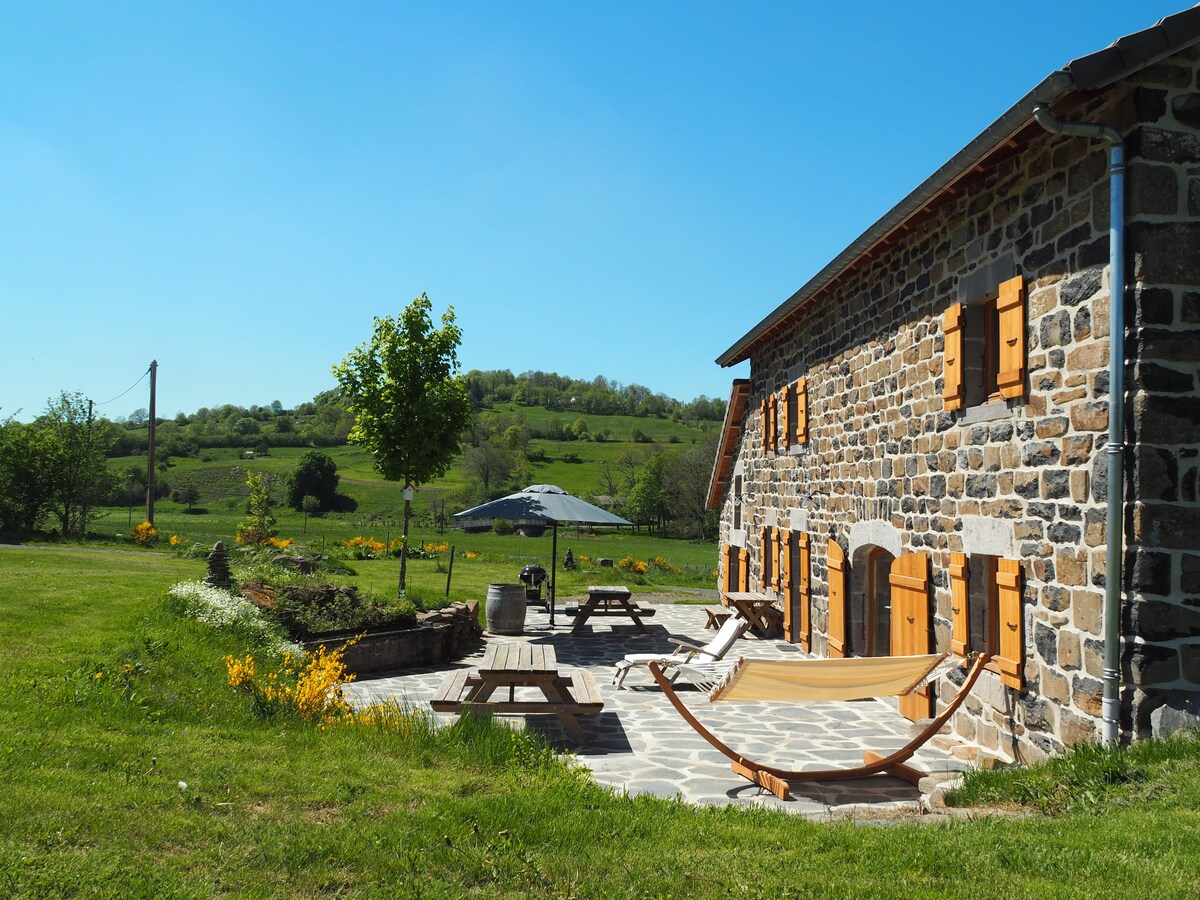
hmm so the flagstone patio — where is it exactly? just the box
[341,598,973,819]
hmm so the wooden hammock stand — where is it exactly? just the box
[648,654,991,800]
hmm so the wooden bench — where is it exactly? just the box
[703,608,733,629]
[429,668,478,712]
[569,670,604,713]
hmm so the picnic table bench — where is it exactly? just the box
[429,642,603,744]
[565,585,657,634]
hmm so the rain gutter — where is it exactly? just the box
[1032,108,1126,748]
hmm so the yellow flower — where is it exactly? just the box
[131,521,159,544]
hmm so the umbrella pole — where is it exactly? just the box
[550,522,558,627]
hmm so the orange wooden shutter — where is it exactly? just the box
[780,383,791,448]
[795,377,808,443]
[890,552,933,721]
[797,532,811,651]
[996,275,1026,399]
[943,303,965,411]
[721,543,732,595]
[949,552,969,657]
[760,398,768,450]
[768,394,778,453]
[759,526,769,590]
[738,548,749,592]
[770,527,781,591]
[827,539,846,658]
[780,530,792,638]
[995,558,1024,689]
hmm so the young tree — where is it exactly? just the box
[462,440,514,500]
[333,293,473,594]
[235,472,277,546]
[40,392,115,536]
[286,450,339,511]
[301,494,321,533]
[173,484,201,512]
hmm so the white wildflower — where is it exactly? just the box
[168,581,300,655]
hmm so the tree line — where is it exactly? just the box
[465,369,725,423]
[1,368,726,539]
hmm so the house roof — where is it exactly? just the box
[706,379,751,511]
[716,5,1200,369]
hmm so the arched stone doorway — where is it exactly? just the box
[846,521,903,658]
[848,544,896,657]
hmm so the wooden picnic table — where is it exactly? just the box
[722,591,780,637]
[429,642,603,744]
[566,584,657,634]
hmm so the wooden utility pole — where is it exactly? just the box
[146,360,157,525]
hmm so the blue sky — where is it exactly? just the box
[1,1,1188,422]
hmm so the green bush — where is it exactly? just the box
[255,581,418,639]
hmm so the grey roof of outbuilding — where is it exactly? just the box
[716,4,1200,369]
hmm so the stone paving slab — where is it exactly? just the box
[341,601,970,818]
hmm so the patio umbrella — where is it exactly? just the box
[453,484,632,626]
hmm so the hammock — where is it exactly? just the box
[648,654,991,800]
[678,653,956,703]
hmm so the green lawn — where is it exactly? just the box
[3,546,1199,897]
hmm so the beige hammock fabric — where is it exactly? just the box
[679,653,951,703]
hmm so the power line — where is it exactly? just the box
[94,367,151,407]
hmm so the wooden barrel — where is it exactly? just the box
[485,583,527,635]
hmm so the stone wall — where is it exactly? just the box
[719,45,1200,760]
[1126,47,1200,733]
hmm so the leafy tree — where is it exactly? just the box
[462,440,515,500]
[665,433,720,539]
[626,450,670,535]
[333,293,473,594]
[0,417,58,534]
[286,451,339,511]
[173,484,201,511]
[40,392,115,536]
[235,472,277,545]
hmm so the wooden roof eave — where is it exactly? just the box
[706,380,751,511]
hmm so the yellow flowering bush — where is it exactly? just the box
[651,556,682,574]
[226,640,358,725]
[168,533,183,547]
[464,550,480,559]
[342,536,386,559]
[615,556,649,574]
[131,521,159,544]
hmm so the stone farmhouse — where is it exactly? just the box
[707,7,1200,763]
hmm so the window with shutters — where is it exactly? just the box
[949,552,1023,690]
[944,274,1025,411]
[732,474,743,531]
[782,376,808,448]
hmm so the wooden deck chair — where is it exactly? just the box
[612,614,751,689]
[648,653,991,800]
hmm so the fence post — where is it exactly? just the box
[445,545,455,597]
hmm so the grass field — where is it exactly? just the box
[4,545,1200,897]
[96,436,722,600]
[99,420,711,551]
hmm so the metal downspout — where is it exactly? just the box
[1032,107,1126,747]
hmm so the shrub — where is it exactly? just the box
[256,581,418,638]
[131,521,158,544]
[226,642,355,724]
